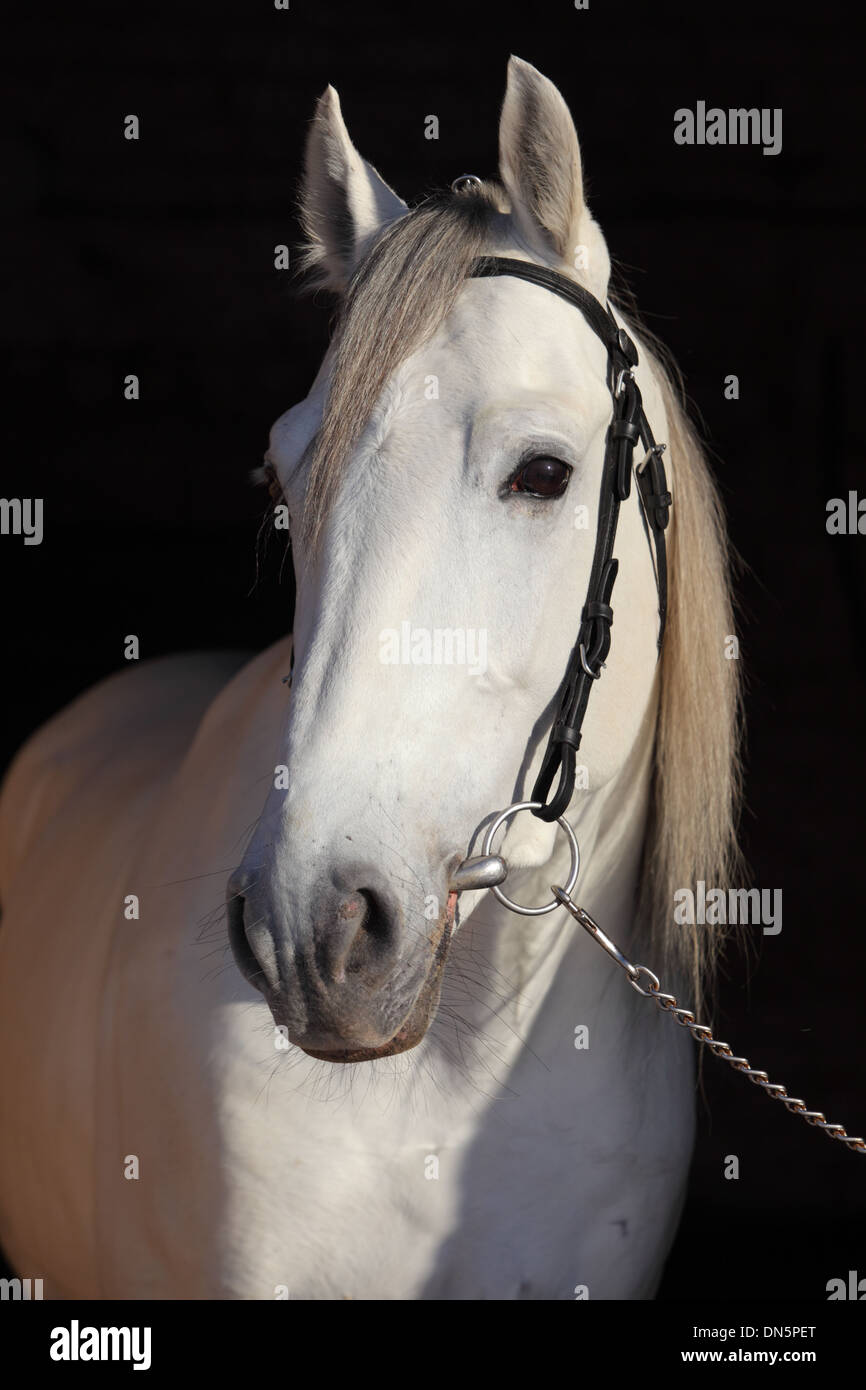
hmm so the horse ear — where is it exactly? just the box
[498,56,610,298]
[299,85,408,292]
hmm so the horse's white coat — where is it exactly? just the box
[0,59,696,1299]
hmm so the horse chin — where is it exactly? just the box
[300,900,456,1065]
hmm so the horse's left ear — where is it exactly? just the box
[498,56,610,299]
[299,85,408,292]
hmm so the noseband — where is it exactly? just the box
[468,256,671,822]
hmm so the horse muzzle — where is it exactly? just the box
[226,868,457,1061]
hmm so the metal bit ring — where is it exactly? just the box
[481,801,579,916]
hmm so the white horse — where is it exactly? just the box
[0,57,740,1299]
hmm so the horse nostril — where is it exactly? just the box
[355,889,392,943]
[227,889,264,992]
[322,888,398,984]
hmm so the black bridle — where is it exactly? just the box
[468,256,672,822]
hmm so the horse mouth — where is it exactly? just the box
[300,897,456,1064]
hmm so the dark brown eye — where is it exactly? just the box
[510,456,572,498]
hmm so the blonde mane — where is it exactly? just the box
[635,359,744,1013]
[298,182,743,1015]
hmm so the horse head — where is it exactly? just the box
[227,58,737,1062]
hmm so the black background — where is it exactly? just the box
[2,0,864,1301]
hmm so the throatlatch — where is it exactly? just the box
[469,256,672,821]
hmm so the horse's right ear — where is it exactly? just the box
[299,86,408,293]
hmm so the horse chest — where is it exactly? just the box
[212,1016,690,1300]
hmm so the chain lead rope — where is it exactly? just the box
[551,886,866,1155]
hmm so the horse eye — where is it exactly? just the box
[510,456,572,498]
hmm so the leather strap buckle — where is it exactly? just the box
[637,442,667,475]
[615,367,634,397]
[637,444,671,530]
